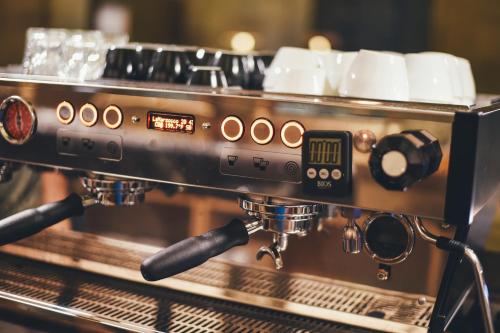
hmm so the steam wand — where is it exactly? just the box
[413,217,494,333]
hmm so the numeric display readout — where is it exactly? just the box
[147,112,194,134]
[308,138,342,165]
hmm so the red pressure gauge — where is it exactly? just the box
[0,96,37,145]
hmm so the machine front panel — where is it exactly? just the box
[0,77,455,219]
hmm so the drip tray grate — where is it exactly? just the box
[1,231,435,332]
[0,254,372,333]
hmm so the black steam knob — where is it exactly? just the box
[369,130,442,191]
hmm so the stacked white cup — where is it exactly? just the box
[263,47,357,96]
[338,50,409,101]
[263,47,330,95]
[456,57,476,105]
[264,47,476,105]
[315,50,358,95]
[406,52,476,105]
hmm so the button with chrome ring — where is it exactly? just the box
[250,118,274,145]
[221,115,244,142]
[103,105,123,129]
[79,103,98,127]
[280,120,304,148]
[56,101,75,125]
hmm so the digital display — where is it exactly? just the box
[147,112,194,134]
[308,138,342,165]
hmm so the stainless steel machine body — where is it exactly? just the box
[0,73,499,333]
[0,74,461,219]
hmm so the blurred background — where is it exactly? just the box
[0,0,499,93]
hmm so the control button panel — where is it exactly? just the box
[57,129,122,161]
[302,130,352,196]
[220,116,304,149]
[79,103,98,127]
[250,118,274,145]
[220,147,300,183]
[281,121,304,148]
[56,101,75,125]
[221,116,244,141]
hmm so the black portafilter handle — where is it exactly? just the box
[141,218,250,281]
[0,193,85,246]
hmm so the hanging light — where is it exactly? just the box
[230,32,256,52]
[308,35,331,51]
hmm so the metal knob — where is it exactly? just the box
[369,130,442,191]
[341,208,363,254]
[377,264,391,281]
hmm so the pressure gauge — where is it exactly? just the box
[0,96,37,145]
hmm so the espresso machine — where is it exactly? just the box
[0,41,498,333]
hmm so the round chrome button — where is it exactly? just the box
[79,103,98,127]
[332,169,342,180]
[103,105,123,129]
[250,118,274,145]
[319,168,329,179]
[306,168,317,179]
[280,121,304,148]
[354,129,376,153]
[56,101,75,125]
[381,150,408,178]
[221,116,244,142]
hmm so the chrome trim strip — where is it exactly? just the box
[0,74,467,120]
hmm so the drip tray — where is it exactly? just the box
[1,231,434,333]
[0,254,372,333]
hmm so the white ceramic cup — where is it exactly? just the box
[405,53,456,104]
[314,50,358,95]
[456,57,476,105]
[339,49,409,101]
[420,52,463,104]
[267,46,323,70]
[264,67,328,95]
[263,47,329,95]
